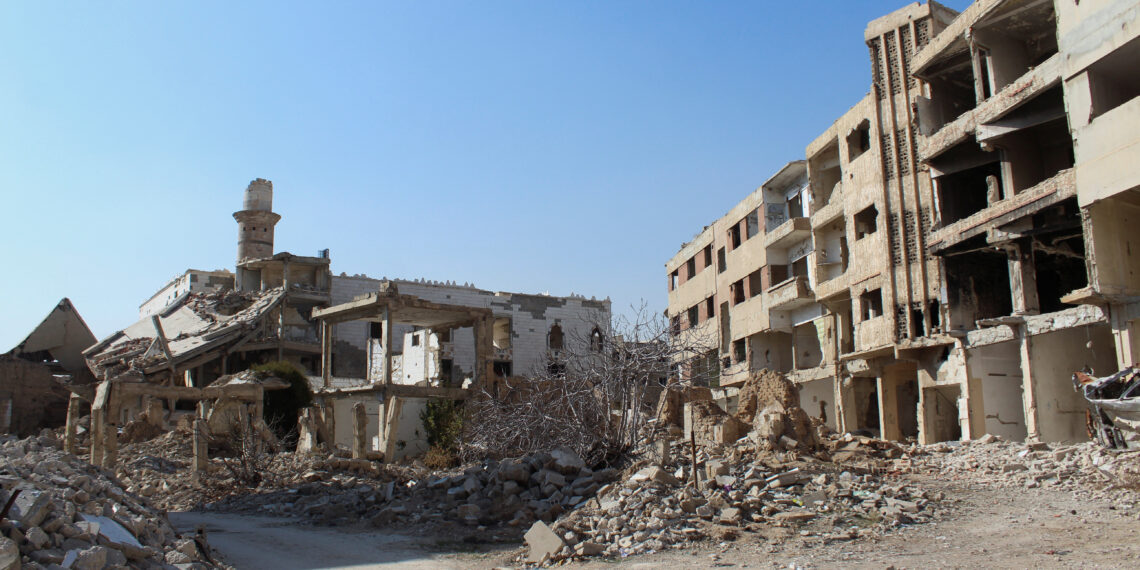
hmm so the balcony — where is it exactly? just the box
[766,275,814,310]
[764,217,811,250]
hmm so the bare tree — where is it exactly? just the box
[461,302,717,466]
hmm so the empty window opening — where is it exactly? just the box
[717,247,727,273]
[852,377,881,435]
[687,305,700,328]
[1031,201,1088,313]
[915,52,977,134]
[493,361,512,377]
[847,120,871,161]
[1086,34,1140,121]
[686,257,697,279]
[437,328,451,343]
[493,318,511,350]
[728,224,742,250]
[548,324,564,350]
[793,323,823,370]
[809,141,842,207]
[977,48,994,100]
[787,193,804,219]
[732,339,746,364]
[705,297,716,319]
[731,279,746,305]
[931,150,1002,226]
[411,334,420,347]
[983,88,1073,194]
[669,270,678,291]
[747,269,764,299]
[589,327,604,352]
[790,257,809,279]
[703,245,713,269]
[670,315,681,335]
[854,205,878,239]
[745,210,759,239]
[943,239,1014,329]
[861,289,884,320]
[911,305,927,337]
[369,321,383,340]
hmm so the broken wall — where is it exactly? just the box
[1028,324,1117,442]
[0,357,69,436]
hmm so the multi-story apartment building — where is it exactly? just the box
[666,0,1137,445]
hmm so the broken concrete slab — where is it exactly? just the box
[524,520,566,563]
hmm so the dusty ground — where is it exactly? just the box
[174,471,1140,569]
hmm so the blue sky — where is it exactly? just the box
[0,1,971,349]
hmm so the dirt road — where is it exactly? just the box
[169,512,509,569]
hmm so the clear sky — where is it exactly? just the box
[0,1,972,350]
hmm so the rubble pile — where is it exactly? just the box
[207,447,617,535]
[918,434,1140,495]
[0,433,220,569]
[524,433,938,564]
[116,429,402,513]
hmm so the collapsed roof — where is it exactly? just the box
[83,288,286,382]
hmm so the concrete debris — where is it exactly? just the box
[0,432,222,569]
[529,432,936,564]
[523,521,565,564]
[918,435,1140,493]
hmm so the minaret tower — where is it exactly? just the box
[233,178,281,263]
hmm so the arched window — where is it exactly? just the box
[589,326,604,352]
[548,324,564,350]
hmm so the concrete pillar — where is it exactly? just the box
[383,397,404,461]
[835,375,858,434]
[193,401,209,474]
[90,407,104,467]
[320,321,332,388]
[64,393,82,455]
[193,417,209,474]
[352,402,367,459]
[473,316,495,390]
[297,408,318,455]
[1018,325,1041,440]
[102,421,118,470]
[382,307,393,386]
[320,400,335,445]
[877,374,902,442]
[1007,241,1040,315]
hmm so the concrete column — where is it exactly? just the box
[102,421,118,470]
[1018,325,1041,440]
[352,402,367,459]
[473,316,495,390]
[835,375,858,434]
[320,400,335,444]
[64,393,82,455]
[383,397,404,461]
[90,407,104,467]
[877,375,901,442]
[193,401,209,474]
[320,321,332,388]
[382,307,393,386]
[1007,241,1040,315]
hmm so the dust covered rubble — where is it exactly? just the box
[917,434,1140,498]
[0,432,222,570]
[517,369,943,566]
[521,434,938,565]
[206,446,618,538]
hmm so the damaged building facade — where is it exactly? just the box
[80,177,609,464]
[666,0,1140,445]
